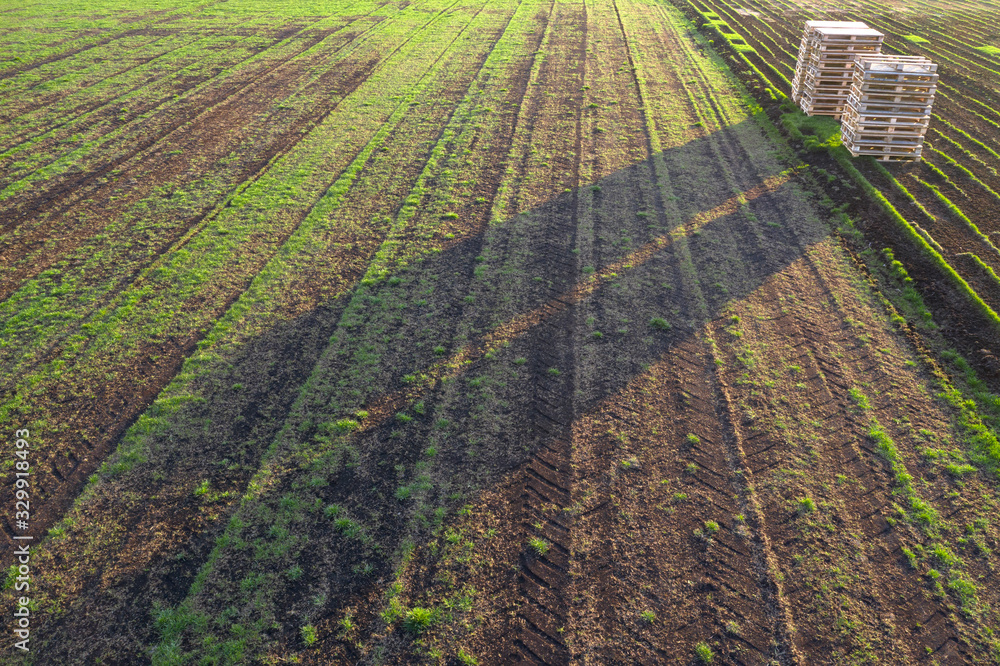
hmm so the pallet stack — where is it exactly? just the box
[841,54,938,161]
[793,23,884,118]
[790,21,869,104]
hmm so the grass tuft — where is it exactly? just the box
[403,607,434,634]
[528,537,550,556]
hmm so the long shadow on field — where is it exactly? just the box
[23,117,834,664]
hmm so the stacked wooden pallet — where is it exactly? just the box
[841,54,938,161]
[790,21,869,104]
[794,23,884,118]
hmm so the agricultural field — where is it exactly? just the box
[0,0,999,664]
[678,0,1000,355]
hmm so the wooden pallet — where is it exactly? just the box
[855,57,938,73]
[804,72,857,86]
[841,53,937,162]
[853,149,924,161]
[844,136,925,147]
[843,129,928,144]
[847,102,935,117]
[843,120,930,134]
[810,27,884,44]
[790,21,877,106]
[845,113,930,129]
[793,24,884,117]
[850,90,937,105]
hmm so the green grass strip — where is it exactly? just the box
[913,177,1000,260]
[830,151,1000,335]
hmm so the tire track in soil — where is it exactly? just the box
[727,247,972,662]
[267,4,559,660]
[512,2,587,663]
[533,3,794,663]
[697,109,983,656]
[567,333,780,663]
[0,0,473,564]
[545,6,774,665]
[683,96,909,656]
[645,7,804,660]
[713,271,962,662]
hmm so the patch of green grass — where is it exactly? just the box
[528,537,550,556]
[781,110,842,151]
[457,649,479,665]
[695,642,714,663]
[403,607,434,634]
[849,387,871,410]
[946,462,976,477]
[334,418,359,433]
